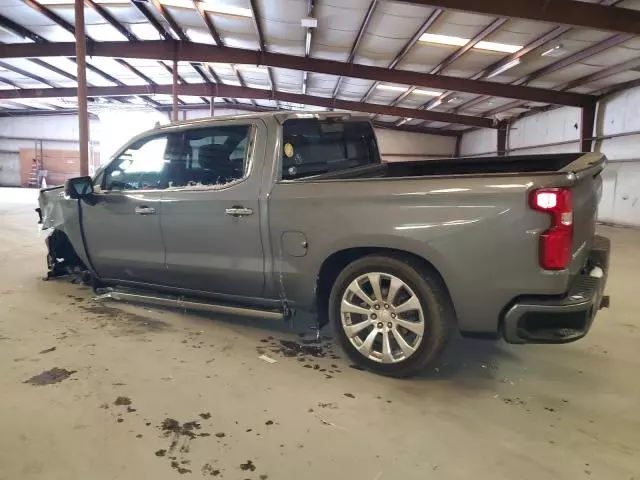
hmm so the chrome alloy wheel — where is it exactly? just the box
[340,272,425,364]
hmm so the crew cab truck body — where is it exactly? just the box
[38,112,610,377]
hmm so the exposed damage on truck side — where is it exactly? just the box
[36,186,89,281]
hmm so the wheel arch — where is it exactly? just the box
[315,247,456,328]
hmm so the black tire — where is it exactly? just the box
[329,254,453,378]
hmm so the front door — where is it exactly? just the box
[159,122,266,298]
[81,133,177,283]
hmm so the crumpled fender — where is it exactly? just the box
[38,185,66,231]
[37,186,94,275]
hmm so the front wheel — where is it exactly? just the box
[329,255,453,378]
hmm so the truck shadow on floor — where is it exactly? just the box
[415,335,524,383]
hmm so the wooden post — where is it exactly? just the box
[75,0,89,177]
[172,58,178,122]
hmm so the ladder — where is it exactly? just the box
[28,140,44,188]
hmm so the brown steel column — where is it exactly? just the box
[497,121,508,156]
[172,58,178,122]
[210,96,215,117]
[581,102,597,152]
[75,0,89,176]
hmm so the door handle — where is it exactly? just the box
[225,206,253,217]
[135,206,156,215]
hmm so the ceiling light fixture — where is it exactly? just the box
[420,33,467,47]
[376,84,406,93]
[475,41,522,54]
[376,84,441,96]
[235,64,267,73]
[485,58,521,79]
[208,63,266,73]
[159,0,252,17]
[420,33,521,54]
[541,43,567,58]
[414,89,443,97]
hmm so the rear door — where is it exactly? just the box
[81,132,180,283]
[160,120,267,298]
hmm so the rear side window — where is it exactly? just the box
[180,125,252,187]
[281,119,379,180]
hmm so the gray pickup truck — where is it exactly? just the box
[37,111,610,377]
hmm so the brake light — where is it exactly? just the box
[530,188,573,270]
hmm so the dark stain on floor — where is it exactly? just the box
[79,304,168,331]
[24,367,76,386]
[256,336,344,376]
[240,460,256,472]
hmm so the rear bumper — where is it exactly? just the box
[502,235,611,345]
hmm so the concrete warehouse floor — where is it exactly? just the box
[0,188,638,480]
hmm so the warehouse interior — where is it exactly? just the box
[1,0,639,479]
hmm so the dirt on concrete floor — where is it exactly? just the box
[0,188,639,480]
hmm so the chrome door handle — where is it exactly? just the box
[135,206,156,215]
[225,206,253,217]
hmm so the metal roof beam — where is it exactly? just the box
[84,0,136,41]
[0,60,57,87]
[0,83,496,128]
[0,41,594,107]
[21,0,90,42]
[392,17,507,109]
[332,0,379,99]
[401,0,640,35]
[131,1,173,40]
[465,32,632,116]
[248,0,277,102]
[301,0,316,95]
[361,8,443,102]
[563,56,640,91]
[149,0,189,41]
[0,12,47,43]
[193,0,223,44]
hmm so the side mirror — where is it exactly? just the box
[65,176,94,199]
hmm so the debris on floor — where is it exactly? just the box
[114,396,132,406]
[24,367,76,386]
[258,354,278,364]
[38,346,56,354]
[255,336,344,377]
[202,463,221,476]
[239,460,256,471]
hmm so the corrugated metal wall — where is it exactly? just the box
[459,86,640,228]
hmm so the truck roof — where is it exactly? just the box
[153,110,370,133]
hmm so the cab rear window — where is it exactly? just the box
[281,119,380,180]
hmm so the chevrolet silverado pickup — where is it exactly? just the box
[37,112,610,377]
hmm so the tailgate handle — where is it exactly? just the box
[134,206,156,215]
[225,206,253,217]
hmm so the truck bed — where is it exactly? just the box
[307,153,603,180]
[384,154,584,176]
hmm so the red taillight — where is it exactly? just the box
[530,188,573,270]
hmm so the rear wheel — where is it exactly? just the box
[329,255,453,378]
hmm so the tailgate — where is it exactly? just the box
[564,154,604,274]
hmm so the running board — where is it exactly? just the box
[94,290,285,321]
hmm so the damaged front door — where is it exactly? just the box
[81,134,175,283]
